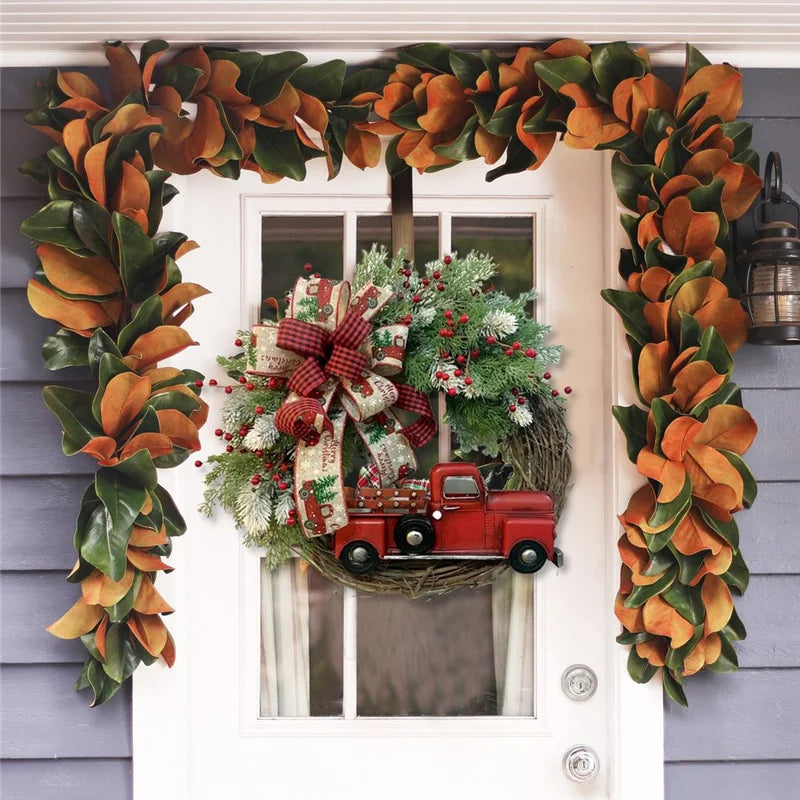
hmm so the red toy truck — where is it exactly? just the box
[332,463,562,575]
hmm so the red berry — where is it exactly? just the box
[303,262,312,272]
[422,278,430,287]
[288,508,296,516]
[214,428,223,437]
[194,379,203,387]
[280,464,288,473]
[441,352,450,359]
[404,314,413,325]
[225,386,233,394]
[224,433,233,441]
[486,336,496,345]
[443,254,452,265]
[471,349,480,358]
[437,283,445,291]
[447,387,457,396]
[226,445,233,453]
[444,310,452,319]
[238,376,247,384]
[509,404,517,412]
[265,462,273,469]
[255,406,264,415]
[272,473,280,482]
[459,314,469,324]
[551,389,559,397]
[209,379,218,386]
[564,386,573,394]
[519,397,526,405]
[234,338,243,347]
[256,450,264,458]
[268,378,277,389]
[433,270,441,280]
[403,269,411,277]
[251,475,261,485]
[544,372,551,380]
[246,382,254,391]
[505,348,514,356]
[313,272,321,279]
[446,330,454,338]
[194,460,202,467]
[440,328,449,337]
[435,371,444,380]
[525,348,536,357]
[454,369,462,377]
[511,388,519,395]
[278,481,288,490]
[287,518,296,526]
[446,320,454,327]
[402,281,410,288]
[456,355,465,365]
[412,294,421,303]
[512,341,521,351]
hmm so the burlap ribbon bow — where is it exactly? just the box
[248,276,435,535]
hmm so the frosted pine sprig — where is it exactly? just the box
[274,491,296,525]
[481,309,519,339]
[509,402,533,427]
[235,482,274,536]
[243,413,280,450]
[221,388,253,434]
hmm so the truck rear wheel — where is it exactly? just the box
[509,540,548,574]
[394,515,435,555]
[340,541,379,574]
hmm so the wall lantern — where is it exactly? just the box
[737,151,800,345]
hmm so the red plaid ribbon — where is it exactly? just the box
[394,383,437,447]
[275,397,333,441]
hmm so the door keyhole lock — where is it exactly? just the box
[563,745,600,782]
[561,664,597,701]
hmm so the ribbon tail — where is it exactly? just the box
[275,395,334,442]
[355,409,418,488]
[393,383,437,448]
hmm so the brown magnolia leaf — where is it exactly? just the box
[693,298,750,354]
[170,46,211,94]
[643,595,695,648]
[695,405,757,455]
[126,325,197,370]
[133,576,174,615]
[126,547,173,573]
[661,416,702,462]
[417,75,472,134]
[63,118,92,176]
[639,267,673,302]
[475,125,508,165]
[636,447,686,503]
[155,408,201,451]
[105,42,143,105]
[100,372,152,438]
[206,60,251,105]
[671,509,725,556]
[668,360,726,411]
[684,444,743,518]
[659,174,701,207]
[94,614,109,660]
[161,630,176,667]
[689,543,734,586]
[344,125,381,170]
[27,279,116,331]
[119,432,174,461]
[113,161,151,217]
[701,573,734,635]
[677,64,742,127]
[638,340,675,404]
[100,104,162,141]
[127,611,168,657]
[129,524,168,548]
[618,535,665,586]
[183,94,226,162]
[615,589,645,633]
[160,282,210,323]
[636,637,668,667]
[84,138,112,207]
[46,597,104,639]
[80,435,119,465]
[37,243,121,297]
[81,566,135,607]
[546,38,592,58]
[57,71,106,105]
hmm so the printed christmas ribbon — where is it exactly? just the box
[247,276,436,536]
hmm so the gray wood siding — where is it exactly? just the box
[0,66,131,799]
[0,65,797,800]
[663,69,800,800]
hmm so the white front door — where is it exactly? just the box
[133,142,663,799]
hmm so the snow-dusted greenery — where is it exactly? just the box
[354,245,564,456]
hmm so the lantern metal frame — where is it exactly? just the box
[738,151,800,345]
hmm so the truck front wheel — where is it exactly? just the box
[394,515,435,555]
[340,541,379,574]
[508,541,548,574]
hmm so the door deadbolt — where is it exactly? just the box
[561,664,598,701]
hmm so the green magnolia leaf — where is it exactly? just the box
[644,505,689,552]
[619,213,645,267]
[692,380,742,418]
[87,328,123,380]
[384,135,409,177]
[470,93,497,128]
[72,482,101,557]
[250,51,307,105]
[650,398,682,457]
[643,108,675,155]
[155,484,186,537]
[398,42,454,74]
[617,630,652,645]
[723,548,750,594]
[732,147,759,172]
[662,582,705,626]
[600,288,651,346]
[643,238,689,273]
[112,449,158,491]
[643,547,677,577]
[19,153,50,185]
[112,212,159,302]
[720,121,752,157]
[662,669,689,706]
[534,55,593,92]
[135,479,163,531]
[486,137,536,182]
[73,199,113,259]
[291,60,346,101]
[42,385,101,449]
[117,296,164,353]
[624,567,677,608]
[206,94,244,162]
[139,38,169,71]
[612,404,649,463]
[665,624,704,672]
[20,199,84,251]
[434,115,479,161]
[590,41,648,102]
[105,125,163,183]
[659,124,694,177]
[153,446,192,469]
[145,390,201,416]
[484,102,522,137]
[389,100,423,131]
[252,127,307,181]
[705,632,739,673]
[79,503,128,579]
[159,64,204,101]
[143,169,173,235]
[691,326,733,376]
[627,647,658,683]
[449,50,485,89]
[684,44,712,83]
[42,329,90,370]
[101,622,141,683]
[340,67,392,102]
[723,607,747,641]
[678,312,704,351]
[648,475,692,530]
[46,145,85,191]
[94,468,147,579]
[665,260,715,299]
[699,508,740,549]
[720,450,758,508]
[618,248,638,281]
[611,152,664,211]
[687,178,728,242]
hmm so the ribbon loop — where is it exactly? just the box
[276,317,329,360]
[287,357,328,397]
[326,345,368,382]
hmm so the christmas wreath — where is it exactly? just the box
[19,38,760,706]
[201,246,570,593]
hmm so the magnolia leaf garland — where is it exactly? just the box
[21,38,760,705]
